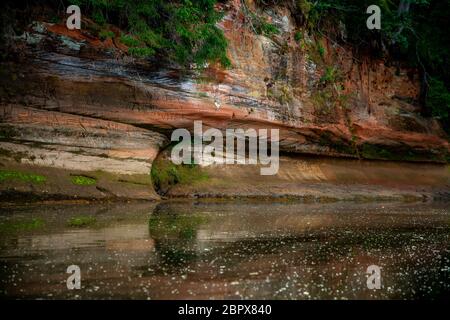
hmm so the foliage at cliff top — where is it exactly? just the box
[299,0,450,131]
[71,0,231,68]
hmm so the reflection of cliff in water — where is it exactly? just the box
[1,201,450,299]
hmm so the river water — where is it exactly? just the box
[0,200,449,299]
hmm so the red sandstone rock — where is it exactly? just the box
[0,2,449,200]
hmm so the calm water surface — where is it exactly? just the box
[0,201,449,299]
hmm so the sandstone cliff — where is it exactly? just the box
[0,1,449,201]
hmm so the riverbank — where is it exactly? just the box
[0,160,159,203]
[161,155,450,202]
[1,3,449,205]
[1,155,449,203]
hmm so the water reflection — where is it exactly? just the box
[0,201,449,299]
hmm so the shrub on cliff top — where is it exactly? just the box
[300,0,450,133]
[71,0,231,68]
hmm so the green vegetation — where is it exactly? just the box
[255,18,280,37]
[151,158,209,194]
[241,1,279,37]
[317,131,356,155]
[149,214,207,240]
[98,30,115,41]
[298,0,450,132]
[67,215,97,227]
[317,43,325,59]
[305,38,327,66]
[0,170,46,184]
[361,144,396,160]
[70,175,97,186]
[359,143,442,162]
[267,84,294,105]
[312,63,349,122]
[427,78,450,123]
[71,0,230,68]
[0,218,45,233]
[312,90,334,112]
[319,66,341,86]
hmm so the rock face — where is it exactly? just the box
[0,1,449,200]
[164,155,450,201]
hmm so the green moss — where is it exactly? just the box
[151,158,209,194]
[67,215,97,228]
[0,218,45,233]
[0,170,46,184]
[70,175,97,186]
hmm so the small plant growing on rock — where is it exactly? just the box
[0,170,46,184]
[70,175,96,186]
[241,1,279,38]
[99,30,115,41]
[67,215,97,228]
[151,157,209,195]
[0,218,45,233]
[294,31,303,42]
